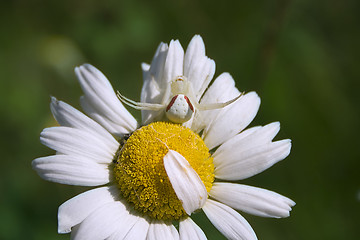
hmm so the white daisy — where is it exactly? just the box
[33,35,295,240]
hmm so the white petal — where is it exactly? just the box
[140,75,163,125]
[179,218,207,240]
[141,74,162,105]
[40,126,115,164]
[106,211,142,240]
[58,186,118,233]
[213,122,280,162]
[75,64,137,136]
[202,199,257,240]
[140,86,164,125]
[50,97,119,151]
[146,221,179,240]
[80,96,130,137]
[145,42,169,88]
[159,40,184,107]
[70,201,130,240]
[210,182,295,218]
[163,150,207,215]
[200,72,240,104]
[163,40,184,86]
[123,217,150,240]
[32,155,110,186]
[140,42,169,124]
[214,139,291,180]
[213,122,282,173]
[184,35,206,74]
[184,35,215,100]
[191,72,240,132]
[203,91,261,150]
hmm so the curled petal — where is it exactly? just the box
[163,150,207,215]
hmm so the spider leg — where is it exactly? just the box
[117,91,165,111]
[195,92,245,111]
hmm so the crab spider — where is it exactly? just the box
[117,76,243,124]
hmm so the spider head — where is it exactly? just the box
[170,76,191,96]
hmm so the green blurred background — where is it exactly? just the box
[1,0,359,239]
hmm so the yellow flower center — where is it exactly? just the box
[113,122,214,221]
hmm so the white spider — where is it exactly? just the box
[117,76,243,124]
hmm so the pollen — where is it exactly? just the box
[113,122,214,221]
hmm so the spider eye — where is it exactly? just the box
[165,94,194,123]
[175,76,184,81]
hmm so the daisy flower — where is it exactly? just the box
[33,35,295,240]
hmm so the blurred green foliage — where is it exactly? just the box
[0,0,359,239]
